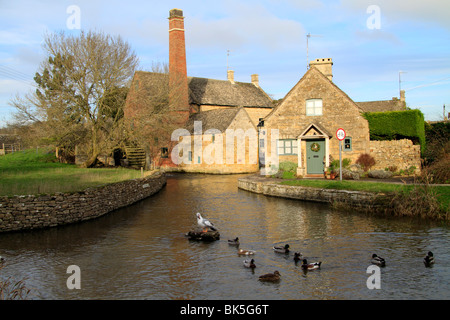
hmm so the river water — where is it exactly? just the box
[0,173,449,300]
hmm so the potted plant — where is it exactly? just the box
[327,160,339,180]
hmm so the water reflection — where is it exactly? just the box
[0,173,449,300]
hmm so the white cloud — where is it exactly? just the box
[186,1,305,52]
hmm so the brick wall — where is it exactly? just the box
[0,172,166,233]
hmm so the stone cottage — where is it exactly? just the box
[260,58,421,176]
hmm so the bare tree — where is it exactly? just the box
[10,30,138,166]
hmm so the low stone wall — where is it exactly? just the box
[369,139,421,173]
[238,176,393,211]
[0,172,166,233]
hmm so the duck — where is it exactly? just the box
[196,212,217,233]
[424,251,435,267]
[228,237,240,246]
[371,254,386,267]
[238,249,255,255]
[258,271,281,282]
[243,259,256,269]
[293,252,303,263]
[0,256,4,264]
[273,244,290,254]
[301,259,321,270]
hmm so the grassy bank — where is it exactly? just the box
[280,179,449,219]
[0,148,146,196]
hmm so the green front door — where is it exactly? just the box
[306,139,325,174]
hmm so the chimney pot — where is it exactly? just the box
[169,8,184,18]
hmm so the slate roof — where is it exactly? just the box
[187,77,272,108]
[355,99,406,113]
[183,107,249,134]
[131,71,273,109]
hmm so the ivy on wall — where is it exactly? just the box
[363,109,426,154]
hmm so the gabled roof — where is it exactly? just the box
[355,99,406,113]
[130,71,273,109]
[188,77,272,108]
[184,107,253,134]
[298,123,332,138]
[264,66,364,121]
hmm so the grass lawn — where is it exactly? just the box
[281,179,450,212]
[0,148,145,196]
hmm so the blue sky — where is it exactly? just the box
[1,0,449,127]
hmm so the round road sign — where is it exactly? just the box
[336,128,346,141]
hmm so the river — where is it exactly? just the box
[0,173,449,300]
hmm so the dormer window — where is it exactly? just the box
[306,99,323,116]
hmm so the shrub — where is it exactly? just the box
[368,170,393,179]
[328,158,351,174]
[279,161,297,173]
[421,156,450,184]
[356,153,376,172]
[390,173,447,220]
[363,109,426,154]
[271,161,297,179]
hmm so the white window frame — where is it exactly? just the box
[306,99,323,116]
[277,139,298,155]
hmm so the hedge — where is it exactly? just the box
[363,109,425,154]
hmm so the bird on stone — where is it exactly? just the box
[196,212,217,233]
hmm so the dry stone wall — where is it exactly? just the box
[0,172,166,233]
[238,175,393,211]
[369,139,421,173]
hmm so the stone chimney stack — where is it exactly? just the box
[169,9,190,121]
[251,74,259,87]
[400,89,406,109]
[309,58,333,81]
[227,70,235,84]
[400,90,405,102]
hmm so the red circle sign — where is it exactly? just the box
[336,128,346,141]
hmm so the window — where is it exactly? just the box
[188,151,192,162]
[344,137,352,151]
[277,139,298,155]
[161,147,168,158]
[306,99,323,116]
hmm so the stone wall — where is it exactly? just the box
[0,172,166,233]
[369,139,421,172]
[237,176,393,211]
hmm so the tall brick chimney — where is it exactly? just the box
[169,9,190,122]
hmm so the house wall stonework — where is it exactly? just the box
[172,108,260,174]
